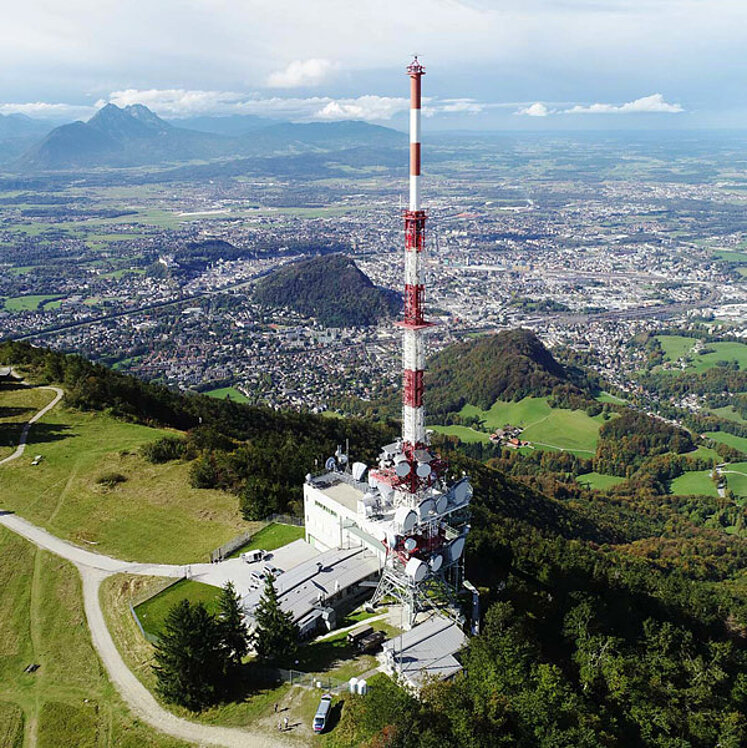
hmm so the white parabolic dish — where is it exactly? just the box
[394,506,417,533]
[449,536,466,562]
[405,557,427,582]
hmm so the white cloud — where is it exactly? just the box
[266,59,336,88]
[515,102,550,117]
[564,93,684,114]
[100,88,247,117]
[314,95,409,120]
[434,98,485,114]
[0,101,95,120]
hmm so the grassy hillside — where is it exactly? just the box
[0,527,187,747]
[0,386,249,563]
[254,253,400,327]
[432,396,608,454]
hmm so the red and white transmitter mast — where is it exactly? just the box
[367,58,471,629]
[400,56,430,463]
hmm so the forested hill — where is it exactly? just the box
[427,328,597,416]
[253,253,400,327]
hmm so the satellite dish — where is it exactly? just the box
[418,498,435,520]
[394,506,417,533]
[352,462,368,481]
[325,456,336,472]
[449,536,466,562]
[416,462,432,478]
[395,460,411,478]
[453,479,472,504]
[405,557,426,582]
[404,537,417,553]
[435,493,448,514]
[338,453,349,466]
[429,553,443,572]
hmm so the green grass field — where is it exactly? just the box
[595,392,627,404]
[227,522,305,558]
[0,384,57,460]
[430,424,490,444]
[657,335,697,362]
[712,249,747,264]
[709,406,747,425]
[1,294,64,312]
[575,472,626,491]
[0,527,187,747]
[435,396,608,454]
[705,431,747,455]
[0,386,248,563]
[134,579,223,640]
[204,386,250,403]
[670,470,720,497]
[656,335,747,372]
[723,462,747,499]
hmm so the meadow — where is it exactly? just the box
[656,335,747,372]
[431,396,609,454]
[705,431,747,455]
[669,470,720,498]
[0,527,188,747]
[575,472,626,491]
[0,384,248,564]
[204,386,250,403]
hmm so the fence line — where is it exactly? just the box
[130,603,160,645]
[130,576,185,608]
[254,666,348,693]
[208,514,305,562]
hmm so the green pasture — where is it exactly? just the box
[669,470,720,497]
[576,472,626,491]
[2,294,64,312]
[0,386,248,564]
[656,335,747,372]
[709,406,746,425]
[455,396,607,453]
[656,335,697,362]
[204,386,250,403]
[0,527,187,747]
[723,462,747,499]
[705,431,747,455]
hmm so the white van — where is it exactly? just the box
[313,693,332,733]
[241,549,265,564]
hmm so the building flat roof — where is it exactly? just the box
[382,614,467,688]
[308,472,368,514]
[243,545,380,624]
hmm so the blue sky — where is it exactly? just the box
[0,0,744,129]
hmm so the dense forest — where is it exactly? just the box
[417,329,600,417]
[253,253,401,327]
[3,339,747,745]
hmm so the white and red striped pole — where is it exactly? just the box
[401,57,429,458]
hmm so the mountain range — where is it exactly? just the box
[10,103,405,171]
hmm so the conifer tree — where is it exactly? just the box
[218,581,248,674]
[251,573,298,661]
[153,599,224,710]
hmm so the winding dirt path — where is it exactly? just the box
[0,385,290,747]
[0,385,63,466]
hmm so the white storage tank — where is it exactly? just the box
[349,677,359,694]
[357,678,368,695]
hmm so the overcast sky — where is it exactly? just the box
[1,0,745,129]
